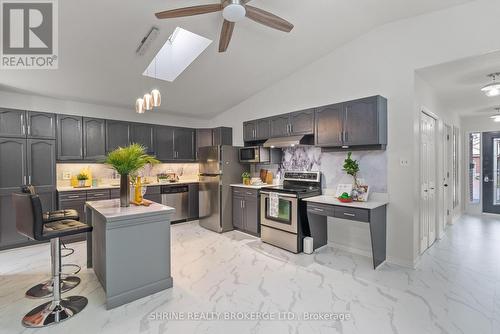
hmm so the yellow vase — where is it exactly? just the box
[134,176,143,203]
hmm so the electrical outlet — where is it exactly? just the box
[62,171,71,180]
[399,159,409,167]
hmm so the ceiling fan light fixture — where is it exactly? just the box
[223,1,246,22]
[482,73,500,97]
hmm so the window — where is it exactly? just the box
[469,133,480,203]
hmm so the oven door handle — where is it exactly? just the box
[260,191,297,198]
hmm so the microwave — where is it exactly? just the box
[239,146,282,164]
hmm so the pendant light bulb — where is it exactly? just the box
[151,89,161,108]
[135,98,145,114]
[143,93,153,111]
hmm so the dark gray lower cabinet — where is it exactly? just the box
[188,183,199,220]
[0,192,28,249]
[232,187,259,236]
[143,186,161,204]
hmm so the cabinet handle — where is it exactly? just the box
[246,192,253,195]
[21,114,25,135]
[344,131,348,142]
[240,200,243,208]
[23,175,27,185]
[343,212,355,217]
[313,208,324,212]
[67,195,81,199]
[28,175,31,184]
[289,124,293,134]
[338,133,342,142]
[242,200,245,208]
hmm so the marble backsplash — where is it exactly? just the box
[251,147,387,193]
[56,163,199,186]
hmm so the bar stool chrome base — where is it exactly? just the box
[25,276,81,299]
[22,296,88,328]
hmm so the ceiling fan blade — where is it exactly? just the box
[245,6,294,32]
[219,20,235,52]
[155,4,222,19]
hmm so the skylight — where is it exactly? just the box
[143,27,212,82]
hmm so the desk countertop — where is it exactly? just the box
[303,195,388,210]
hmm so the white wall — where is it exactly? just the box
[461,115,500,215]
[211,0,500,267]
[0,90,206,128]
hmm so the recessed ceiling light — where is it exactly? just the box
[482,73,500,97]
[490,108,500,122]
[143,27,212,82]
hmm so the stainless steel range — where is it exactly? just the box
[260,171,321,253]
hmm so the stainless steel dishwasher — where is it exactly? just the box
[161,184,189,222]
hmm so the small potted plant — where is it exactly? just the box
[242,171,251,185]
[76,173,88,187]
[343,152,360,195]
[104,144,159,207]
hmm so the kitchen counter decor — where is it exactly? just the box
[104,144,159,207]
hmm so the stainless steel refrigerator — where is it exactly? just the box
[198,146,245,233]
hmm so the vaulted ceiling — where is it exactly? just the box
[0,0,473,118]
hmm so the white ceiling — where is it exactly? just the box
[417,50,500,117]
[0,0,473,119]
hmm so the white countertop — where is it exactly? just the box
[57,179,199,192]
[230,183,278,189]
[86,199,175,222]
[303,195,388,210]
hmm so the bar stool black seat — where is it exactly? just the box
[13,193,92,328]
[21,185,82,298]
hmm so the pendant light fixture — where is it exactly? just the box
[482,73,500,97]
[135,98,145,114]
[136,56,162,113]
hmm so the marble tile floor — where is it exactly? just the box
[1,215,499,334]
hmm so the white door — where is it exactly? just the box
[420,112,437,253]
[443,125,453,227]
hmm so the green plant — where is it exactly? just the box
[242,172,251,179]
[104,143,159,176]
[343,152,359,184]
[76,173,88,181]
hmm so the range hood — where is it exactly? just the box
[263,135,314,148]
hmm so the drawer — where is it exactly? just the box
[110,188,120,199]
[145,185,161,195]
[232,187,245,195]
[87,189,110,200]
[243,189,258,198]
[334,206,369,223]
[307,202,335,217]
[58,191,86,201]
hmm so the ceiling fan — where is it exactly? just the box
[155,0,294,52]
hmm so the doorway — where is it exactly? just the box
[443,124,453,228]
[482,131,500,214]
[420,111,437,253]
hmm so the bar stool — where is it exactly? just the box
[13,193,92,328]
[21,185,82,299]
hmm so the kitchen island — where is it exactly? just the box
[85,199,175,309]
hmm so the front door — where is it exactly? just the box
[482,131,500,214]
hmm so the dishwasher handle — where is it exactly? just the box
[161,185,189,193]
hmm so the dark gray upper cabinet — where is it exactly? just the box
[344,96,387,146]
[106,120,130,152]
[243,121,257,142]
[174,128,195,160]
[315,96,387,149]
[290,109,314,136]
[270,115,290,138]
[212,127,233,146]
[315,103,344,147]
[132,123,155,154]
[256,119,271,140]
[196,128,213,149]
[0,109,26,138]
[57,114,83,160]
[155,126,174,161]
[0,138,27,193]
[28,139,56,190]
[83,118,106,161]
[28,112,56,139]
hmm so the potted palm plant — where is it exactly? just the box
[104,144,159,207]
